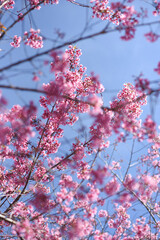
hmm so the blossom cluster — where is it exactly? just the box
[144,31,160,42]
[10,35,21,48]
[10,29,43,49]
[90,0,122,25]
[111,3,139,41]
[154,61,160,75]
[0,0,15,9]
[28,0,59,9]
[153,0,160,15]
[24,28,43,48]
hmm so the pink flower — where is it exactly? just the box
[28,0,59,8]
[28,0,41,9]
[90,0,121,25]
[152,0,160,16]
[144,31,159,42]
[123,174,138,191]
[10,35,21,48]
[67,218,93,239]
[98,209,108,218]
[50,51,68,73]
[18,13,24,21]
[30,190,51,212]
[32,74,40,82]
[91,166,108,184]
[104,177,120,195]
[154,61,160,75]
[121,27,136,41]
[24,28,43,49]
[135,75,151,94]
[143,175,159,192]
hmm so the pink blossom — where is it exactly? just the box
[143,115,156,140]
[123,174,138,191]
[154,61,160,75]
[98,209,108,218]
[87,185,100,201]
[91,166,108,184]
[90,0,121,25]
[0,90,7,109]
[32,74,40,81]
[88,94,103,115]
[94,230,112,240]
[133,218,153,239]
[134,75,151,94]
[12,219,35,240]
[144,31,159,42]
[120,27,136,41]
[30,190,51,212]
[152,0,160,15]
[24,28,43,48]
[59,174,78,189]
[143,174,159,192]
[50,51,68,73]
[104,177,120,195]
[66,218,93,239]
[18,13,24,21]
[30,0,59,6]
[10,35,21,48]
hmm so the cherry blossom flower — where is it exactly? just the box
[24,28,43,49]
[104,177,120,195]
[90,0,121,25]
[144,31,159,42]
[10,35,21,48]
[154,61,160,75]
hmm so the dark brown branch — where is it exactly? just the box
[0,84,46,94]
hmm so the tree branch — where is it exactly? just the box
[0,213,17,224]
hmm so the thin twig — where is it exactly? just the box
[123,139,135,180]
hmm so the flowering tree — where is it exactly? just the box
[0,0,160,239]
